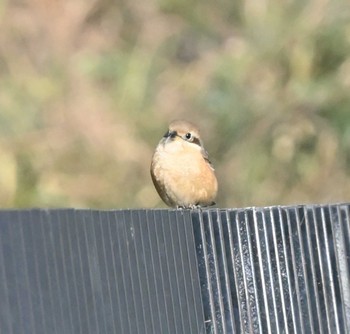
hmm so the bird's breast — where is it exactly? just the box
[154,146,202,176]
[151,142,217,207]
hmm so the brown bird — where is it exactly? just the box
[150,120,218,209]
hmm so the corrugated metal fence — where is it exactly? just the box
[193,205,350,333]
[0,204,349,333]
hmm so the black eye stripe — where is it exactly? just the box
[164,130,201,146]
[192,137,201,147]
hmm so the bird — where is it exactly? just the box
[150,120,218,209]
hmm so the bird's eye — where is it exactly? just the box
[185,133,192,140]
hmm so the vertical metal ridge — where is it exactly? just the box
[198,210,218,333]
[135,210,153,333]
[94,210,113,333]
[171,211,189,333]
[270,208,288,332]
[206,210,225,332]
[253,208,272,334]
[333,205,350,332]
[167,211,186,334]
[7,211,26,334]
[149,210,173,333]
[112,210,132,333]
[66,209,86,334]
[225,209,241,333]
[232,209,260,333]
[294,207,313,332]
[312,206,330,332]
[62,210,78,333]
[262,209,280,333]
[120,210,140,333]
[40,210,62,334]
[278,208,297,333]
[162,211,183,333]
[215,209,235,334]
[235,210,252,333]
[122,210,145,334]
[244,209,262,333]
[144,210,163,333]
[28,210,47,333]
[69,210,88,334]
[155,210,176,333]
[311,206,333,332]
[107,211,127,333]
[96,210,116,332]
[52,210,76,334]
[145,210,168,333]
[82,210,103,334]
[160,210,180,334]
[137,210,156,333]
[285,208,304,334]
[14,211,35,333]
[321,206,341,333]
[95,210,118,333]
[17,211,36,333]
[133,210,154,334]
[0,212,13,334]
[185,210,206,333]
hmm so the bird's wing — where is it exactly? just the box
[201,147,215,170]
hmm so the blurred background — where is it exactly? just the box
[0,0,350,209]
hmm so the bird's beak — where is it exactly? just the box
[163,130,178,140]
[163,130,177,138]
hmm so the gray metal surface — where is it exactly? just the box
[0,209,204,334]
[192,205,350,333]
[0,204,349,333]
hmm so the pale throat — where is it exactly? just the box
[160,138,202,155]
